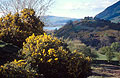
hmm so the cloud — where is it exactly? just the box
[64,0,118,11]
[0,12,4,17]
[49,0,119,18]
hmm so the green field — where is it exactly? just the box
[96,53,117,61]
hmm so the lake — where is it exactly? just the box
[43,26,62,30]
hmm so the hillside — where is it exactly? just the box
[95,1,120,23]
[55,17,120,49]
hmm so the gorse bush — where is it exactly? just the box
[0,59,40,78]
[0,8,44,47]
[19,33,69,78]
[20,33,91,78]
[0,8,91,78]
[21,33,68,63]
[67,50,91,78]
[0,33,91,78]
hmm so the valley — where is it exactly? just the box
[0,0,120,78]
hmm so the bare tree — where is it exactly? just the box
[0,0,54,17]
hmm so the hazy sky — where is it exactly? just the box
[48,0,119,18]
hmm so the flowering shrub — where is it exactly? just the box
[0,59,40,78]
[0,8,44,47]
[19,33,69,78]
[67,50,92,78]
[21,33,68,62]
[18,33,91,78]
[0,8,91,77]
[0,33,91,78]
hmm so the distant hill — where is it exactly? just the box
[95,1,120,23]
[42,15,78,26]
[55,17,120,49]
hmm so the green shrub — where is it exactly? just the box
[111,42,120,52]
[116,53,120,62]
[99,46,114,62]
[64,39,98,59]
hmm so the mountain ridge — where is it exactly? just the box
[95,1,120,23]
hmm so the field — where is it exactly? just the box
[96,53,118,61]
[87,52,120,78]
[89,62,120,78]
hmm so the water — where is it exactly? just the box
[43,26,62,30]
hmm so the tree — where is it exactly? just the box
[99,46,114,62]
[116,53,120,63]
[0,0,53,17]
[111,42,120,62]
[111,42,120,52]
[105,50,114,62]
[64,39,98,59]
[67,20,73,25]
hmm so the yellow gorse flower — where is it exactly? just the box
[47,59,52,62]
[54,58,58,61]
[21,33,68,64]
[85,56,92,62]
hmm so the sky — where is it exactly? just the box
[48,0,119,18]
